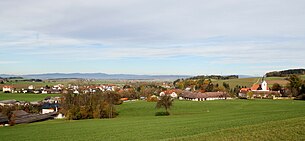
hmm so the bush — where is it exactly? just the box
[295,94,305,100]
[155,111,170,116]
[147,96,158,102]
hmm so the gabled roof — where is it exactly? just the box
[240,88,251,93]
[0,99,17,104]
[12,110,56,124]
[12,110,29,117]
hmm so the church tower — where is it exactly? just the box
[261,80,268,91]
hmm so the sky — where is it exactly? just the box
[0,0,304,76]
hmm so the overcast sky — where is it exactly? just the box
[0,0,304,75]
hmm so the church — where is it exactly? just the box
[251,79,269,91]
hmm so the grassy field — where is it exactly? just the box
[0,92,61,101]
[214,77,290,88]
[0,100,305,140]
[0,81,61,89]
[0,79,127,90]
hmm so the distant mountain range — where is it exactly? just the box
[0,73,259,80]
[0,73,191,80]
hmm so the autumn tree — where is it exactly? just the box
[60,90,121,120]
[156,95,173,115]
[247,91,254,99]
[287,75,303,97]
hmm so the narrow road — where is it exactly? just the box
[254,77,261,84]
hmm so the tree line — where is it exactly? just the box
[266,69,305,77]
[181,75,238,81]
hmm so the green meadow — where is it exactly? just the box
[1,100,305,140]
[0,92,61,102]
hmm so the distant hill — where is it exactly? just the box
[266,69,305,77]
[0,73,190,80]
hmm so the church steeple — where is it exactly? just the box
[261,75,268,91]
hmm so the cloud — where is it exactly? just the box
[1,31,304,66]
[0,0,304,74]
[1,0,305,41]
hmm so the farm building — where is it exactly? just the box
[0,99,26,106]
[180,91,229,101]
[12,110,56,124]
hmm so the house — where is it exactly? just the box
[159,90,178,98]
[28,85,34,90]
[2,85,14,93]
[238,88,251,97]
[51,84,64,94]
[53,84,64,90]
[41,103,59,114]
[240,88,251,93]
[41,90,49,94]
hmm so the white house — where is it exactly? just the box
[42,109,55,114]
[2,86,14,93]
[28,85,34,90]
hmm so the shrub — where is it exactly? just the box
[155,111,170,116]
[147,96,158,102]
[295,94,305,100]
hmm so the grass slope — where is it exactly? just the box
[214,77,290,88]
[1,100,305,140]
[214,77,259,88]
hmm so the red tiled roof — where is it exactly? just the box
[164,90,175,94]
[251,84,260,91]
[3,85,13,88]
[240,88,251,93]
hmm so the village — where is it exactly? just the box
[0,76,286,127]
